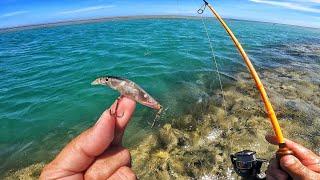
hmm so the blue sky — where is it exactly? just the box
[0,0,319,28]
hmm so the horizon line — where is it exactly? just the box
[0,15,319,33]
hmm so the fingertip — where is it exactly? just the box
[95,107,114,125]
[265,134,278,145]
[265,134,272,140]
[94,106,115,131]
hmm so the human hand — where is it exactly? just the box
[265,135,320,180]
[40,97,137,180]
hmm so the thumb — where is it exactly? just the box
[280,155,319,180]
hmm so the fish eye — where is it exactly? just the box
[105,77,109,81]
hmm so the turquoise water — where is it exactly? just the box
[0,18,320,175]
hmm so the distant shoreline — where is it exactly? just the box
[0,15,198,33]
[0,15,318,33]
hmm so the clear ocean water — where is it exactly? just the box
[0,17,319,175]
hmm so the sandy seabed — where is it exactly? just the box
[5,63,320,179]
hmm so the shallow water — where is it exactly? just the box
[0,17,319,178]
[130,61,320,179]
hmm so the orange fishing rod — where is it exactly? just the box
[200,0,292,157]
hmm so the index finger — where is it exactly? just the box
[265,134,318,162]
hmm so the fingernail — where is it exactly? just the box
[265,134,271,138]
[283,155,296,167]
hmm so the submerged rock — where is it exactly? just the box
[131,65,320,179]
[5,65,320,179]
[4,163,45,180]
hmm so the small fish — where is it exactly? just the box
[92,76,163,127]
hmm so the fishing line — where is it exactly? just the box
[196,1,234,161]
[198,7,227,113]
[201,2,292,161]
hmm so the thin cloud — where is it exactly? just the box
[250,0,320,13]
[58,5,115,15]
[0,11,28,18]
[307,0,320,3]
[294,0,320,3]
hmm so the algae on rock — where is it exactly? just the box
[131,66,320,179]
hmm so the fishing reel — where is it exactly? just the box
[230,150,267,180]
